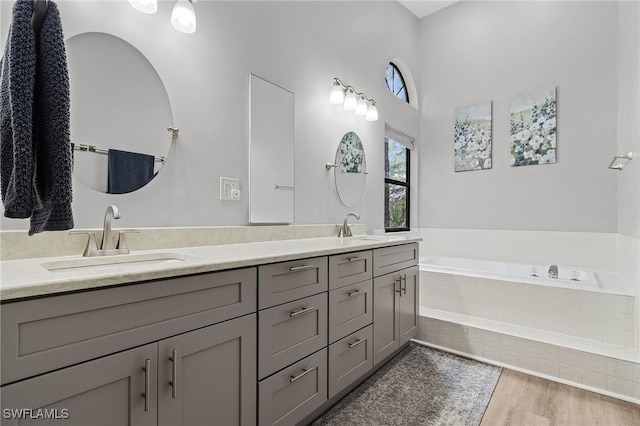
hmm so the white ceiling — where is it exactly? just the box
[397,1,459,18]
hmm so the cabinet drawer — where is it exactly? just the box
[258,256,328,309]
[328,250,372,289]
[328,280,372,344]
[258,348,327,426]
[328,325,373,399]
[373,243,419,277]
[258,293,328,379]
[1,267,257,385]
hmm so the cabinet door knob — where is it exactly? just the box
[289,367,315,383]
[141,359,151,412]
[169,349,179,399]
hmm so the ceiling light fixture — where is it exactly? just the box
[329,78,378,122]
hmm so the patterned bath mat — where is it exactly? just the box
[312,343,502,426]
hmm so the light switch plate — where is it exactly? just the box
[220,177,240,201]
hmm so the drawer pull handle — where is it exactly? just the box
[142,359,151,412]
[289,264,316,272]
[348,289,365,298]
[395,279,402,293]
[347,256,362,262]
[289,367,315,383]
[169,349,178,399]
[289,306,317,318]
[348,338,366,349]
[401,275,407,295]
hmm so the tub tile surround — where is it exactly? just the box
[0,224,367,261]
[417,315,640,404]
[421,271,636,348]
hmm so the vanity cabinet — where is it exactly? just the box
[372,244,419,366]
[1,268,257,426]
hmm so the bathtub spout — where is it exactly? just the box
[548,264,558,279]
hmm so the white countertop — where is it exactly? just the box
[0,235,421,301]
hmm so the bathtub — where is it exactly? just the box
[418,255,635,349]
[420,256,599,289]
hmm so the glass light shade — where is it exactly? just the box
[355,95,367,116]
[366,102,378,121]
[329,81,344,104]
[343,88,357,111]
[128,0,157,14]
[171,0,197,34]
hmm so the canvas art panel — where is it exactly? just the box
[510,87,557,167]
[454,102,492,172]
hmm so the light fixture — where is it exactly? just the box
[171,0,197,34]
[128,0,157,14]
[329,79,344,104]
[366,101,378,122]
[329,77,378,121]
[355,94,367,116]
[343,87,357,111]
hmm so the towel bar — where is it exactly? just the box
[73,143,166,163]
[608,152,633,170]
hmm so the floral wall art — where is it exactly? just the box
[510,87,557,166]
[454,101,492,172]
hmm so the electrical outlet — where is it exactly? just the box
[220,177,240,201]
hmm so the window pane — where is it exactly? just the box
[385,183,407,229]
[385,138,407,182]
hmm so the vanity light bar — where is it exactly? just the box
[329,78,378,122]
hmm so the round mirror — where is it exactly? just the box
[334,132,367,207]
[67,32,174,194]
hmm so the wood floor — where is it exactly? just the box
[480,369,640,426]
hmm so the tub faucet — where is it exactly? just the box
[101,205,121,250]
[338,212,360,237]
[548,264,558,279]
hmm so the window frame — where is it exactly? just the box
[385,62,410,104]
[384,137,410,232]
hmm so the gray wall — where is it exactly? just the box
[0,0,419,232]
[418,1,620,232]
[616,1,640,238]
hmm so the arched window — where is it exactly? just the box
[385,62,409,103]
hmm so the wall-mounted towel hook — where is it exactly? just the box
[608,152,633,171]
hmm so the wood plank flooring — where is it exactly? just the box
[480,369,640,426]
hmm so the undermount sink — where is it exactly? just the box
[41,252,190,273]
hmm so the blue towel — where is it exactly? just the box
[0,0,74,235]
[107,149,155,194]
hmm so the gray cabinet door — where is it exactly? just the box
[328,280,373,344]
[373,243,419,277]
[157,314,257,426]
[328,250,372,290]
[258,257,328,309]
[399,266,419,345]
[258,293,328,379]
[0,343,157,426]
[328,325,373,398]
[258,348,327,426]
[373,272,400,366]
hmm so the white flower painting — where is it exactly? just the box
[339,131,364,173]
[510,87,557,167]
[454,102,492,172]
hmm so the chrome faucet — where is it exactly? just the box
[338,212,360,237]
[70,205,137,257]
[101,205,121,250]
[548,264,558,279]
